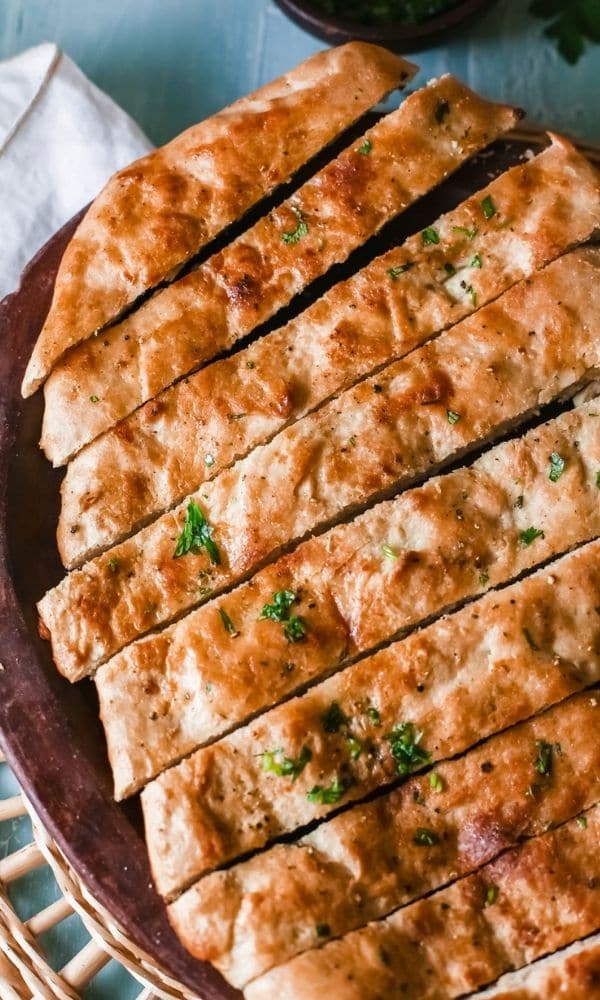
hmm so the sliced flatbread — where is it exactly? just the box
[170,685,600,985]
[40,249,600,677]
[54,136,600,560]
[22,42,413,396]
[245,809,600,1000]
[97,400,600,812]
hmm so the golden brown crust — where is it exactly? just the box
[245,809,600,1000]
[51,137,600,572]
[124,401,600,889]
[39,249,600,680]
[23,43,414,396]
[169,687,600,986]
[41,75,519,468]
[150,549,600,888]
[477,936,600,998]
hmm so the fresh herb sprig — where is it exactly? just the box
[174,500,220,563]
[529,0,600,65]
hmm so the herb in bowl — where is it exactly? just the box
[308,0,461,26]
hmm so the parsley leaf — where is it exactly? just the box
[89,394,100,403]
[422,226,440,246]
[316,923,331,938]
[577,815,588,829]
[367,706,382,727]
[485,884,499,906]
[307,778,349,804]
[282,207,308,245]
[470,252,482,269]
[529,0,600,64]
[429,772,443,792]
[413,827,439,846]
[447,409,461,425]
[385,722,431,776]
[481,195,497,220]
[347,736,363,759]
[520,526,545,546]
[357,138,372,155]
[261,590,297,622]
[452,224,478,240]
[261,745,312,781]
[108,557,119,574]
[549,452,566,482]
[218,607,239,637]
[174,500,221,563]
[534,739,554,776]
[381,542,398,560]
[387,262,414,280]
[284,616,307,643]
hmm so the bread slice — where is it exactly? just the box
[97,399,600,808]
[53,135,600,556]
[22,43,413,396]
[40,249,600,678]
[147,545,600,892]
[169,685,600,985]
[40,75,520,468]
[477,935,600,998]
[245,808,600,1000]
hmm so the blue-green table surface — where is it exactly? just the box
[0,1,598,997]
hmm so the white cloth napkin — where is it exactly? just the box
[0,42,153,300]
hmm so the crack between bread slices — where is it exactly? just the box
[42,75,521,472]
[54,134,600,562]
[38,247,600,681]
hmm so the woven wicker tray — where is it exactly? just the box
[0,128,598,1000]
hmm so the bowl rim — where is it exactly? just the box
[0,212,240,1000]
[274,0,495,43]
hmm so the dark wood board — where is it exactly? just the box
[0,126,597,997]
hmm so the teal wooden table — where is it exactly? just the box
[0,1,598,996]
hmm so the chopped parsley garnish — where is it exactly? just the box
[349,435,357,446]
[322,701,348,733]
[367,706,382,727]
[347,736,363,759]
[89,394,100,403]
[174,500,221,563]
[260,590,307,643]
[316,923,331,938]
[597,470,600,489]
[435,99,450,124]
[534,739,554,776]
[429,772,443,792]
[481,195,497,220]
[261,590,297,622]
[246,360,255,369]
[204,454,215,467]
[514,494,524,509]
[284,616,307,643]
[464,283,478,307]
[485,885,499,906]
[387,262,414,280]
[261,745,312,781]
[470,253,482,269]
[413,827,439,846]
[520,526,545,546]
[444,262,456,277]
[447,409,461,425]
[452,224,478,240]
[108,557,119,574]
[385,722,431,776]
[549,452,566,482]
[219,607,239,637]
[422,226,440,246]
[577,815,588,829]
[357,138,372,155]
[479,572,490,587]
[307,778,349,804]
[282,206,308,245]
[522,627,540,651]
[381,542,398,560]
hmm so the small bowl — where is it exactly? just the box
[274,0,496,53]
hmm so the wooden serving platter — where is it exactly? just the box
[0,127,597,998]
